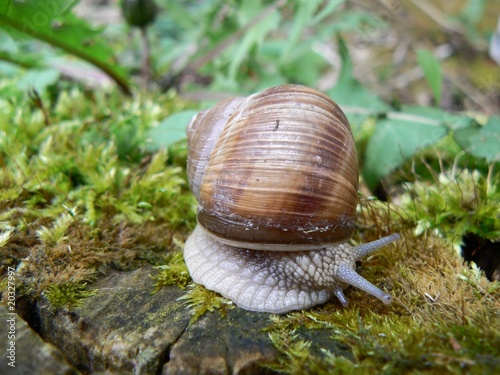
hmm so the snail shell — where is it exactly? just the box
[184,84,399,313]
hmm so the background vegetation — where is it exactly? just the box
[0,0,499,373]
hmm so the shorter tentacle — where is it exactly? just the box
[333,288,349,307]
[353,233,400,260]
[335,265,392,305]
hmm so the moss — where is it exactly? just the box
[35,212,74,247]
[400,169,499,244]
[263,191,499,374]
[0,86,197,301]
[266,272,498,373]
[178,284,235,325]
[151,251,191,291]
[42,281,97,311]
[267,331,357,375]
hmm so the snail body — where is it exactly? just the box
[183,84,399,313]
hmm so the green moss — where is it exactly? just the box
[35,212,74,246]
[0,87,194,224]
[266,302,499,374]
[262,177,499,374]
[0,85,197,299]
[178,284,235,325]
[400,169,499,243]
[151,251,191,291]
[267,330,357,375]
[42,281,97,311]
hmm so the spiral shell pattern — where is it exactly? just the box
[188,85,358,250]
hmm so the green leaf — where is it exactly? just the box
[17,68,60,92]
[281,0,323,63]
[146,110,199,151]
[0,31,44,70]
[417,49,442,106]
[311,0,346,25]
[0,49,43,70]
[453,116,500,162]
[228,6,280,79]
[363,113,447,190]
[280,48,327,86]
[0,0,131,95]
[459,0,487,28]
[400,105,472,130]
[328,36,389,111]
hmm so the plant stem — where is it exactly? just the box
[140,26,152,86]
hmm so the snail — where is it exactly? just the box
[183,84,400,314]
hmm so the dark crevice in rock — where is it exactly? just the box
[0,304,80,374]
[15,294,42,334]
[225,340,231,375]
[155,344,171,375]
[157,316,191,374]
[162,309,280,374]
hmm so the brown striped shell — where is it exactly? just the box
[187,84,358,251]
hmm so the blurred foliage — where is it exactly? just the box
[0,2,498,372]
[0,0,498,191]
[0,0,131,94]
[416,49,442,106]
[121,0,157,28]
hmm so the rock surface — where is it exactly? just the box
[36,266,280,374]
[164,310,277,375]
[0,304,78,375]
[39,266,189,374]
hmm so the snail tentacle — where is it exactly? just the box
[353,233,401,260]
[333,288,349,307]
[334,264,392,305]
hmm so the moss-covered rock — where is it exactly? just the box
[38,266,189,374]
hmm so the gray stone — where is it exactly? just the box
[35,266,349,374]
[38,266,190,374]
[0,304,78,375]
[37,266,279,374]
[164,309,277,375]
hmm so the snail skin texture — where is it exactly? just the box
[183,84,400,314]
